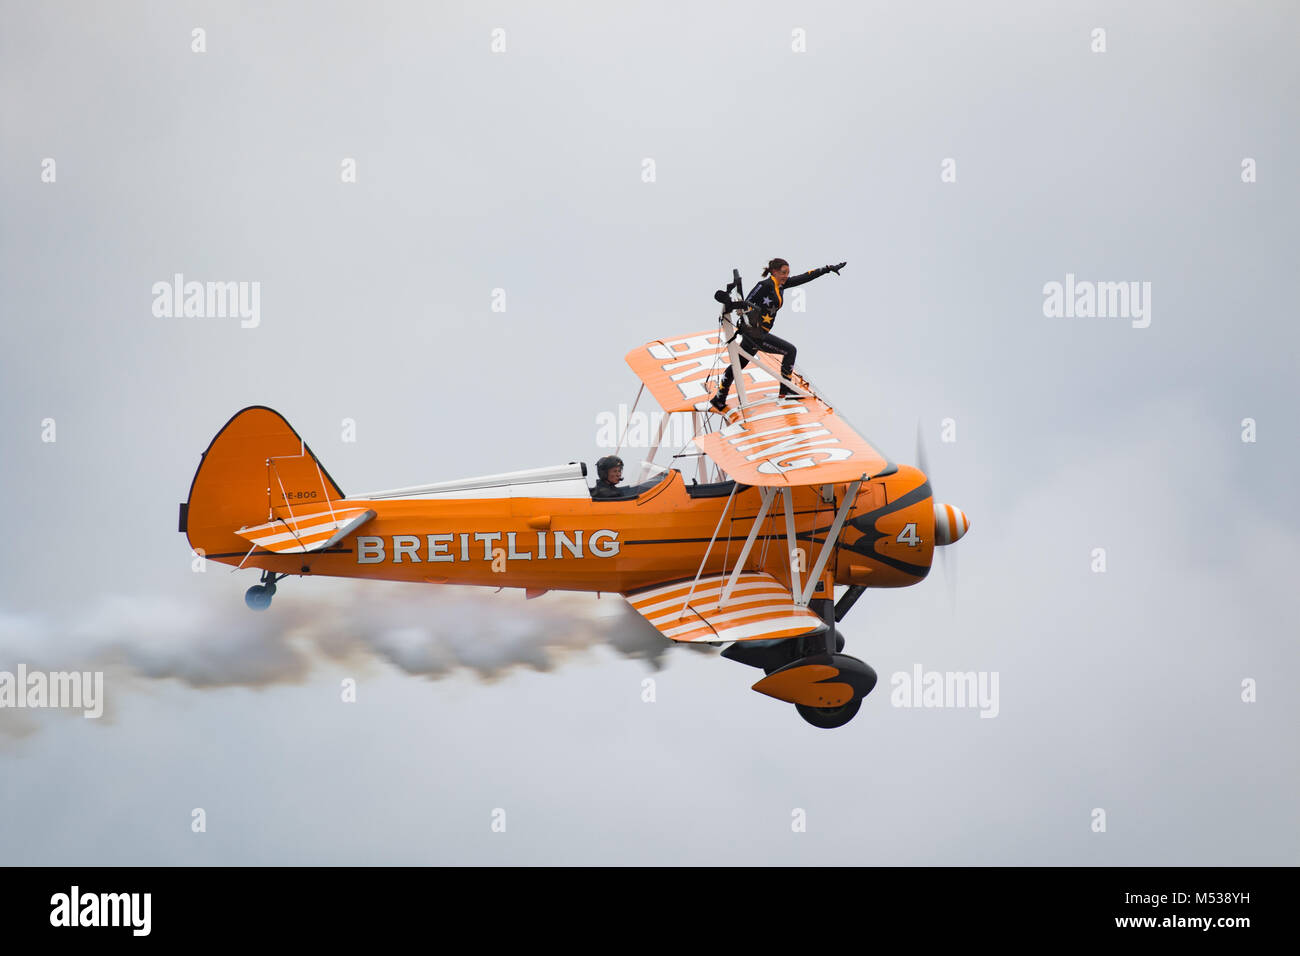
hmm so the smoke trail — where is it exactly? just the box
[0,581,710,737]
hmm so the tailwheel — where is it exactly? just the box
[796,697,862,729]
[244,571,284,611]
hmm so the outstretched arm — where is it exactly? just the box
[783,262,846,288]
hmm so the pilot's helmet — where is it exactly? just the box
[596,455,624,481]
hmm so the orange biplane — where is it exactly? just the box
[180,271,969,728]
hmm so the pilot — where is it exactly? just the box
[710,257,846,410]
[592,455,625,498]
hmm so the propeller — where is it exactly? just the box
[916,421,968,611]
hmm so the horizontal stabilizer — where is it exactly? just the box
[236,507,375,554]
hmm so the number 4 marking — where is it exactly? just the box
[897,522,920,546]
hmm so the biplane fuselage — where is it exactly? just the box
[187,454,935,596]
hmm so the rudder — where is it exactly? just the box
[182,406,346,560]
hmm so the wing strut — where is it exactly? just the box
[719,312,815,420]
[614,383,645,458]
[781,486,801,601]
[676,481,740,619]
[638,411,673,482]
[797,476,863,606]
[720,316,752,420]
[692,411,707,483]
[719,485,778,605]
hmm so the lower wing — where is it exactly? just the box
[624,571,827,643]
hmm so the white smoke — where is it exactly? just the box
[0,581,711,736]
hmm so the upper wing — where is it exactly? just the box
[626,330,889,486]
[693,397,888,486]
[625,329,746,412]
[625,571,827,644]
[236,507,375,554]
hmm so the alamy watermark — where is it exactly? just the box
[0,665,103,718]
[890,664,999,718]
[152,273,260,328]
[1042,273,1151,328]
[595,404,698,452]
[50,886,150,936]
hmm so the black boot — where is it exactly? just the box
[710,390,729,411]
[778,366,798,398]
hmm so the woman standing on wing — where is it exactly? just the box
[710,257,846,410]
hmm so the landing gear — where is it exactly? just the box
[720,629,844,674]
[792,597,872,728]
[728,593,878,728]
[244,571,285,611]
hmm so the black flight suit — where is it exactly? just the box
[716,266,834,400]
[591,478,624,499]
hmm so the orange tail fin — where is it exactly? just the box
[180,406,346,560]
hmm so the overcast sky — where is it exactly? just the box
[1,0,1296,864]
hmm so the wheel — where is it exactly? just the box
[796,696,862,729]
[244,584,273,611]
